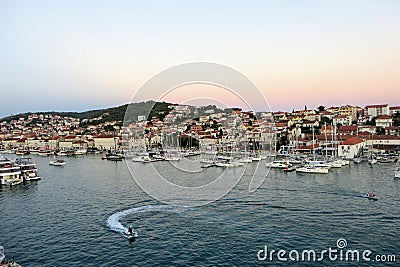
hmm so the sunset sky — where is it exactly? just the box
[0,0,399,117]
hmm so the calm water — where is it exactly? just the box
[0,155,399,266]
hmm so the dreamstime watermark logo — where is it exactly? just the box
[123,62,275,207]
[257,238,396,263]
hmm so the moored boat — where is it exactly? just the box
[296,165,329,174]
[74,148,87,155]
[132,156,151,163]
[16,157,41,181]
[265,160,290,169]
[0,157,22,186]
[103,152,123,161]
[38,149,52,156]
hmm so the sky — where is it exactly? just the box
[0,0,399,117]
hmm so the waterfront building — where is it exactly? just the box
[337,137,364,159]
[93,134,118,150]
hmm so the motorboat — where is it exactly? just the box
[265,160,290,169]
[368,158,378,165]
[353,157,362,164]
[132,156,151,163]
[296,165,329,174]
[251,155,262,161]
[365,193,378,201]
[74,148,87,155]
[102,152,123,161]
[49,159,66,166]
[56,150,68,156]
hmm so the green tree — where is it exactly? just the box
[104,125,115,132]
[376,126,385,135]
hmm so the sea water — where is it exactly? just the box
[0,155,399,266]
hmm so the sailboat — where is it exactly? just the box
[296,126,329,174]
[103,132,123,161]
[49,155,66,166]
[368,153,377,165]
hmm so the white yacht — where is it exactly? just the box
[296,165,329,174]
[215,161,234,167]
[251,153,262,161]
[305,160,332,169]
[132,155,151,163]
[17,157,41,181]
[49,159,66,166]
[0,157,22,186]
[74,148,87,155]
[265,160,290,168]
[56,150,68,156]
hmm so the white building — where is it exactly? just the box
[333,115,351,126]
[375,115,392,128]
[93,134,118,150]
[365,104,389,118]
[338,137,365,159]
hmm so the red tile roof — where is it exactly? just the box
[339,126,358,131]
[365,104,388,108]
[340,137,363,145]
[376,115,392,120]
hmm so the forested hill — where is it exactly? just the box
[0,101,171,123]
